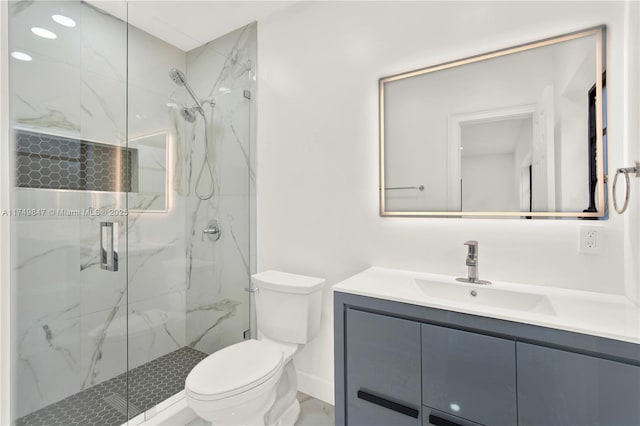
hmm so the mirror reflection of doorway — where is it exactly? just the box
[460,116,533,212]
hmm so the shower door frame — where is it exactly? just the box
[1,0,12,424]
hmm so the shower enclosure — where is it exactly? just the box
[7,1,256,424]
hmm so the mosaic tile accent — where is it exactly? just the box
[16,347,207,426]
[15,129,138,192]
[127,347,207,412]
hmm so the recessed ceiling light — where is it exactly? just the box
[52,14,76,28]
[219,87,231,93]
[11,51,32,61]
[31,27,57,39]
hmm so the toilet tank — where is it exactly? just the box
[252,270,325,344]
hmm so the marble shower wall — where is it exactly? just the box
[9,1,187,417]
[184,23,256,354]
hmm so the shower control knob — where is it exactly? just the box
[202,219,222,242]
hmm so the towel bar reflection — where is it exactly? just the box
[384,185,425,191]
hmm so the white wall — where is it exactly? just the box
[257,1,638,404]
[462,153,518,212]
[623,0,640,305]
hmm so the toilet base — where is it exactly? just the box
[263,361,300,425]
[273,399,300,426]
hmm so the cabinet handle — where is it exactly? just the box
[428,414,463,426]
[356,390,419,418]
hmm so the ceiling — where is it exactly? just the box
[87,1,296,51]
[461,117,533,157]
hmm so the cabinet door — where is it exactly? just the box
[345,309,421,426]
[422,323,517,426]
[517,342,640,426]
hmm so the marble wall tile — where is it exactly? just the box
[127,291,186,370]
[10,1,83,138]
[127,237,186,304]
[184,23,256,354]
[211,87,253,197]
[187,24,256,99]
[11,59,81,138]
[80,2,127,83]
[13,218,82,331]
[80,71,127,144]
[16,316,82,417]
[80,307,128,390]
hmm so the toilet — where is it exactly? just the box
[185,270,325,425]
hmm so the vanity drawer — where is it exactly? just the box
[517,342,640,426]
[345,308,421,426]
[421,323,516,426]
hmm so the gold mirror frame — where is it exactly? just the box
[379,26,606,218]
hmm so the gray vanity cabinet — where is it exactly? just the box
[421,324,517,426]
[344,309,422,426]
[517,342,640,426]
[335,292,640,426]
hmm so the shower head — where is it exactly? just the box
[169,68,187,86]
[180,107,198,123]
[169,68,203,112]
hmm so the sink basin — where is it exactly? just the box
[415,278,556,316]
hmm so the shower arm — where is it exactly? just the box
[182,80,204,112]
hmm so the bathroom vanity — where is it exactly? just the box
[333,268,640,426]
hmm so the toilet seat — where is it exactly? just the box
[185,340,283,401]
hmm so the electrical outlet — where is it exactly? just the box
[580,226,602,254]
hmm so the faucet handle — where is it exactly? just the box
[464,240,477,257]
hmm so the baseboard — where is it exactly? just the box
[296,369,334,406]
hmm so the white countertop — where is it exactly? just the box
[333,267,640,345]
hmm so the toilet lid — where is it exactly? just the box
[185,340,283,400]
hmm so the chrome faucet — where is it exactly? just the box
[456,240,491,285]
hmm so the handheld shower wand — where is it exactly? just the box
[169,68,204,114]
[169,68,216,200]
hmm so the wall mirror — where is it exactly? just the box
[380,26,606,218]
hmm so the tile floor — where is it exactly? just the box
[296,393,335,426]
[16,345,334,426]
[16,347,208,426]
[185,392,335,426]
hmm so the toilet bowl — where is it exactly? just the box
[185,271,325,425]
[186,339,285,424]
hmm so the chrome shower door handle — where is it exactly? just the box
[100,222,118,272]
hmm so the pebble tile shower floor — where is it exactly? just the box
[16,347,208,426]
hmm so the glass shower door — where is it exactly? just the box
[9,2,256,423]
[8,1,130,424]
[124,14,256,418]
